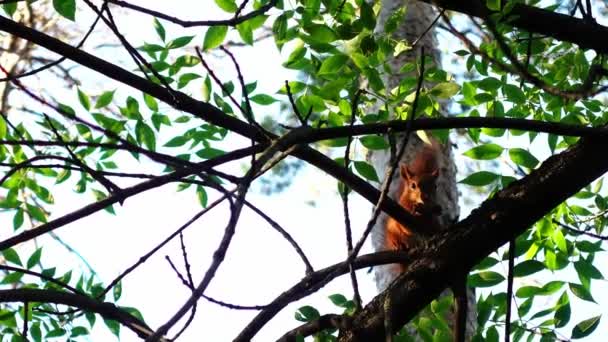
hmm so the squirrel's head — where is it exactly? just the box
[399,163,441,216]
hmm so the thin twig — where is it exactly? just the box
[105,0,278,27]
[22,301,28,340]
[341,90,363,311]
[101,191,234,297]
[285,80,306,125]
[553,219,608,240]
[505,238,515,342]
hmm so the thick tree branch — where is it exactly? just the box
[423,0,608,54]
[235,251,414,341]
[337,133,608,340]
[277,314,349,342]
[306,117,608,142]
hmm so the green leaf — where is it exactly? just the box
[197,186,208,207]
[576,240,603,253]
[26,248,42,269]
[30,322,42,341]
[164,136,189,147]
[571,315,601,339]
[574,260,603,280]
[104,319,120,337]
[202,75,212,102]
[513,260,545,277]
[125,98,142,119]
[58,103,76,117]
[516,285,541,298]
[553,229,568,253]
[203,26,228,51]
[430,82,461,99]
[113,281,122,301]
[360,136,389,150]
[250,94,278,105]
[143,93,159,111]
[0,115,6,139]
[53,0,76,20]
[13,209,23,230]
[70,326,89,337]
[478,77,502,91]
[45,328,67,338]
[295,305,320,322]
[237,21,254,45]
[463,143,504,160]
[486,326,499,342]
[3,3,17,17]
[85,311,96,327]
[570,205,591,216]
[1,271,23,284]
[77,88,91,110]
[95,90,115,109]
[509,148,539,169]
[284,45,307,68]
[318,54,348,76]
[304,24,337,44]
[196,147,225,159]
[360,2,376,29]
[214,0,237,13]
[272,14,288,43]
[177,73,201,89]
[554,292,571,328]
[459,171,499,186]
[473,256,499,271]
[328,294,347,306]
[338,99,351,117]
[320,137,348,147]
[121,306,145,322]
[503,84,526,104]
[167,35,194,49]
[468,271,505,287]
[350,52,368,69]
[153,18,166,41]
[540,280,564,295]
[354,161,379,182]
[135,121,156,151]
[2,248,22,266]
[486,0,501,11]
[569,283,595,303]
[151,113,170,131]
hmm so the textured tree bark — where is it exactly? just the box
[367,1,475,339]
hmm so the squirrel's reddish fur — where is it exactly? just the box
[385,143,442,267]
[384,142,469,342]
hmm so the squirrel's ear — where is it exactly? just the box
[400,164,408,179]
[400,164,413,180]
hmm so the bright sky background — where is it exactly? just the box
[4,1,608,341]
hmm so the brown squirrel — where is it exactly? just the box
[384,142,468,342]
[385,143,442,254]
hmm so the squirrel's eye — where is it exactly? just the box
[411,183,416,189]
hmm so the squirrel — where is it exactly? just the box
[385,142,442,254]
[384,141,468,342]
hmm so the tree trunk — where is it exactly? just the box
[368,0,476,339]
